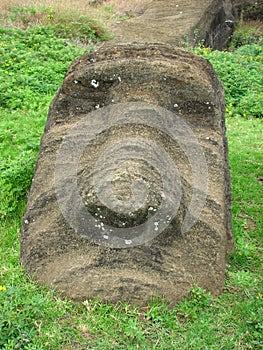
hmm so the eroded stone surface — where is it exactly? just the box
[110,0,235,50]
[20,43,233,305]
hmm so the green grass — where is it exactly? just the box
[0,16,263,350]
[194,44,263,118]
[0,25,86,220]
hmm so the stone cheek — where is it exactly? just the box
[20,43,233,305]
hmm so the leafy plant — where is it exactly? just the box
[0,150,36,218]
[195,44,263,118]
[177,286,211,321]
[0,25,86,220]
[230,20,263,48]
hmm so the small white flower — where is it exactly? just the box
[125,240,132,245]
[103,235,109,240]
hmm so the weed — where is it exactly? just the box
[0,25,85,222]
[177,286,212,321]
[1,4,110,45]
[0,150,35,218]
[0,0,149,33]
[230,21,263,47]
[195,44,263,118]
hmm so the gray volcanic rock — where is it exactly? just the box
[110,0,236,50]
[239,0,263,20]
[20,43,233,305]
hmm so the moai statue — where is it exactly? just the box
[21,43,233,305]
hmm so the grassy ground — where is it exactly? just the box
[0,0,149,32]
[0,3,263,349]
